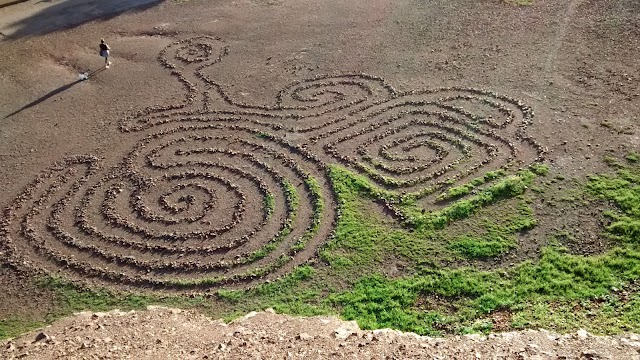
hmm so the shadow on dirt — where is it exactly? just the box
[1,0,163,40]
[4,67,106,119]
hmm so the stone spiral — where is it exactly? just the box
[320,88,545,206]
[1,124,334,290]
[1,36,546,291]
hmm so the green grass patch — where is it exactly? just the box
[329,160,640,334]
[448,234,516,258]
[246,179,299,263]
[406,170,537,230]
[586,166,640,241]
[435,170,506,202]
[0,318,45,340]
[291,175,325,252]
[530,163,550,176]
[264,192,275,219]
[320,165,539,272]
[446,198,535,259]
[626,152,639,163]
[332,245,640,334]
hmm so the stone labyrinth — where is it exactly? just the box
[0,36,546,291]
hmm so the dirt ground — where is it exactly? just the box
[2,307,640,359]
[0,0,639,344]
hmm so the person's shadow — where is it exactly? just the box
[4,67,105,119]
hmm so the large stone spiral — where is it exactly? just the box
[1,124,334,290]
[0,36,546,291]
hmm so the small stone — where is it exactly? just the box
[297,333,313,341]
[581,349,601,359]
[34,332,49,343]
[577,329,589,339]
[334,328,354,340]
[92,312,107,320]
[242,311,258,320]
[464,333,483,341]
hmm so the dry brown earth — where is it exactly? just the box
[2,308,640,359]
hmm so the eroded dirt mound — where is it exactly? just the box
[2,307,639,359]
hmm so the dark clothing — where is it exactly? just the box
[99,43,109,51]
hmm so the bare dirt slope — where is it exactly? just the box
[2,308,640,359]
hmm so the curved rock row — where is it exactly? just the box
[1,36,546,291]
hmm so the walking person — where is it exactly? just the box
[99,38,111,68]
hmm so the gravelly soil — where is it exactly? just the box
[2,307,640,359]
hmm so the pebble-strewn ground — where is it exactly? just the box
[2,307,640,359]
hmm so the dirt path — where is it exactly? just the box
[2,308,640,359]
